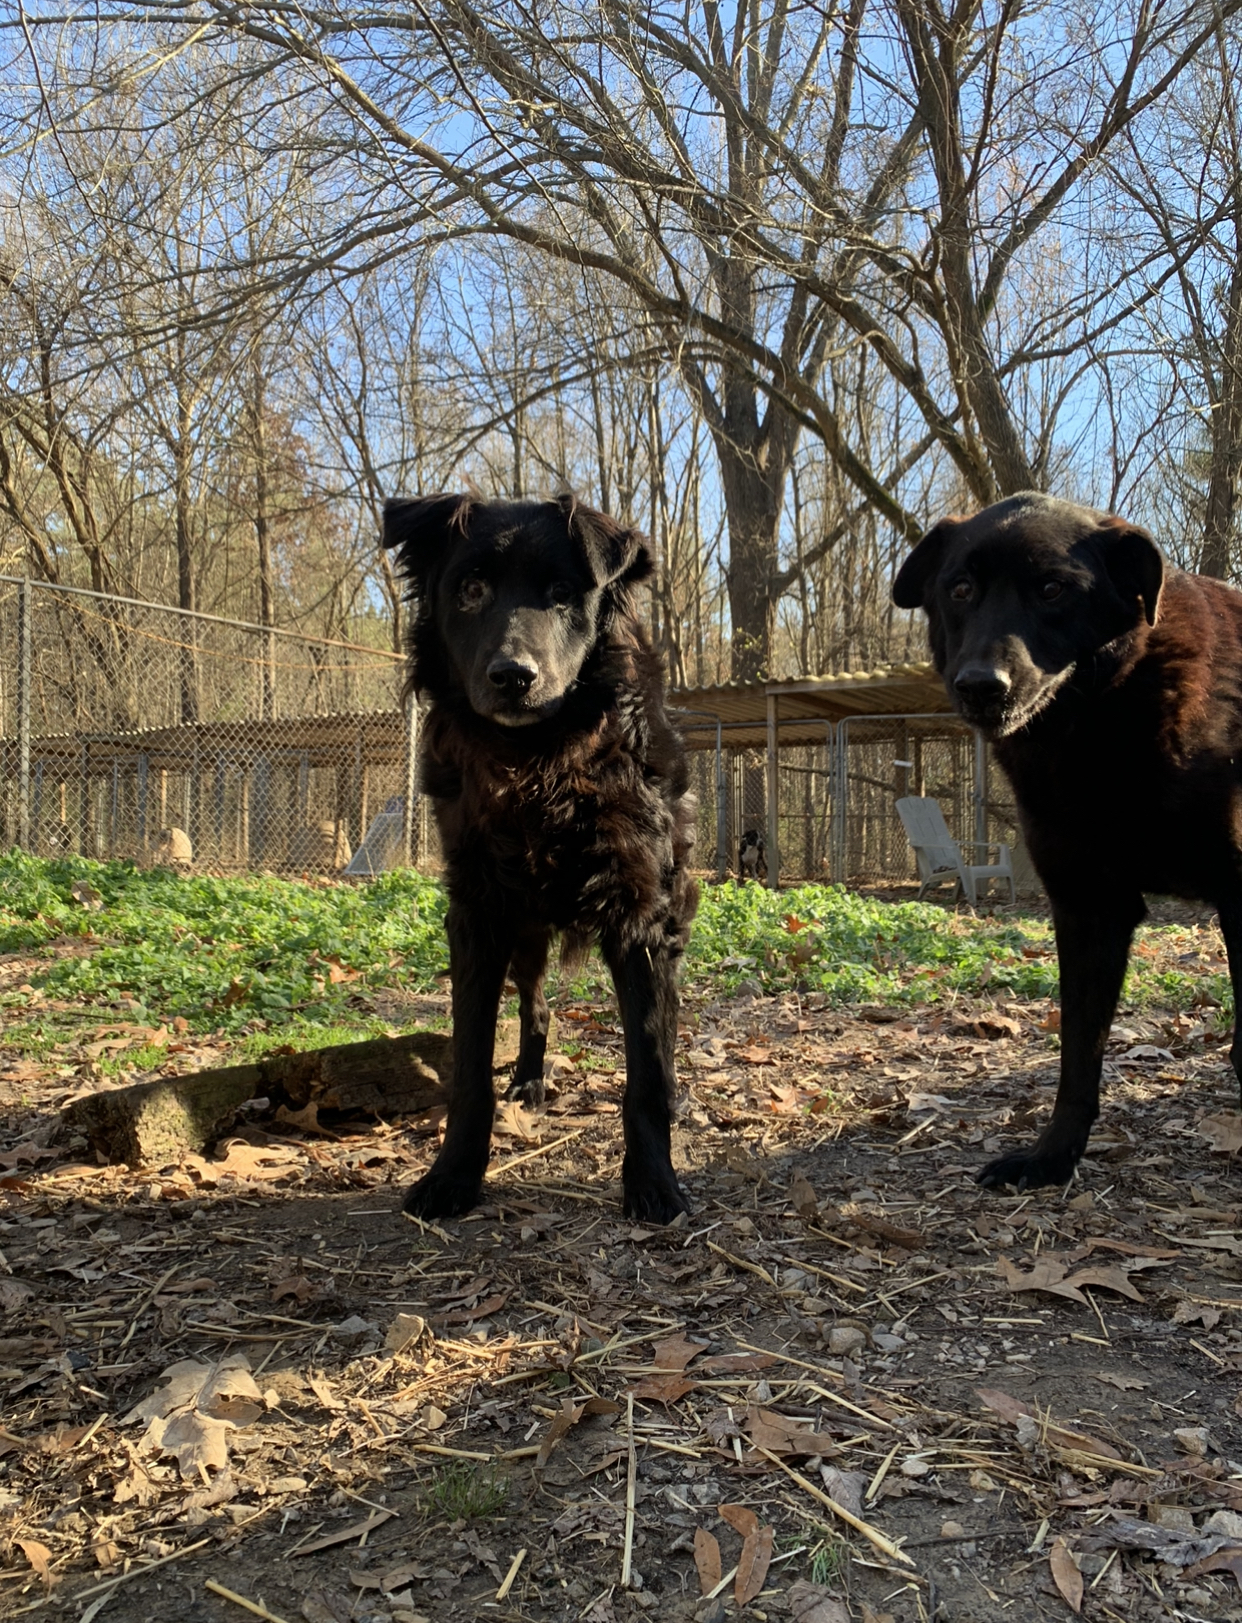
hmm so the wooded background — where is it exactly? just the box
[4,0,1242,695]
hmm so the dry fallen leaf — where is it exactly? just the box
[649,1332,707,1371]
[746,1405,838,1457]
[790,1170,819,1220]
[17,1539,54,1588]
[693,1527,721,1595]
[1197,1113,1242,1154]
[997,1256,1089,1305]
[736,1523,773,1606]
[1173,1300,1222,1330]
[1094,1372,1150,1391]
[977,1388,1123,1462]
[718,1502,759,1537]
[1049,1537,1083,1613]
[533,1395,618,1470]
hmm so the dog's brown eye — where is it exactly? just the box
[950,581,972,601]
[458,577,489,610]
[1041,580,1064,602]
[549,582,573,607]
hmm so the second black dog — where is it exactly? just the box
[383,493,699,1222]
[894,490,1242,1190]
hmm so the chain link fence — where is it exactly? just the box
[678,714,1021,891]
[0,577,1019,893]
[0,577,425,875]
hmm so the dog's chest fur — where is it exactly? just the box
[421,662,694,944]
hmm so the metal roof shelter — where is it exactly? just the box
[668,662,984,888]
[669,661,952,749]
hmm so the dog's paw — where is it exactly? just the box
[623,1177,691,1225]
[977,1144,1080,1191]
[505,1075,546,1107]
[402,1170,483,1220]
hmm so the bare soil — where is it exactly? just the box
[3,929,1242,1623]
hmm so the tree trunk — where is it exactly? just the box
[252,357,276,717]
[1202,250,1242,579]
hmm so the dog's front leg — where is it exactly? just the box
[978,896,1140,1191]
[505,929,551,1107]
[604,937,690,1223]
[402,902,509,1220]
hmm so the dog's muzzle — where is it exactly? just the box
[953,662,1013,727]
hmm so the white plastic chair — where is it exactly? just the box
[895,795,1015,904]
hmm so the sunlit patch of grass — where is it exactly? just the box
[424,1459,509,1519]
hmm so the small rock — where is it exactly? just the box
[900,1455,931,1478]
[1015,1414,1041,1452]
[1154,1505,1197,1532]
[385,1313,426,1354]
[1173,1426,1211,1457]
[331,1315,377,1343]
[267,1476,308,1495]
[941,1521,967,1539]
[827,1325,866,1356]
[1205,1509,1242,1539]
[695,1600,727,1623]
[872,1332,905,1352]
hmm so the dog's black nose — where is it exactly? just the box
[954,664,1010,705]
[487,655,538,695]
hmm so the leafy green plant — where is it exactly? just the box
[424,1459,509,1519]
[0,851,448,1032]
[0,853,1227,1034]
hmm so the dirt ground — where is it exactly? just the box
[4,906,1242,1623]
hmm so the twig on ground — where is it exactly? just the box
[754,1445,915,1567]
[621,1392,637,1589]
[205,1581,295,1623]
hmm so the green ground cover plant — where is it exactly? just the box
[0,852,1228,1031]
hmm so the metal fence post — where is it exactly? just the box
[973,729,988,848]
[16,578,31,852]
[402,697,420,867]
[714,719,726,881]
[765,691,780,889]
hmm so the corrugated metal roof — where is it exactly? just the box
[669,662,954,744]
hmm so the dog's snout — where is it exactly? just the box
[954,663,1011,704]
[487,655,539,695]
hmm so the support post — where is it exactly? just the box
[16,578,31,851]
[714,720,726,882]
[765,690,779,890]
[973,729,987,848]
[402,696,420,867]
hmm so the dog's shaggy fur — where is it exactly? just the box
[895,491,1242,1190]
[383,493,698,1222]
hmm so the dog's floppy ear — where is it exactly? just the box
[1096,515,1164,627]
[558,493,651,587]
[893,516,964,608]
[381,495,471,587]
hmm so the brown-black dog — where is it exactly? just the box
[383,493,698,1222]
[894,490,1242,1190]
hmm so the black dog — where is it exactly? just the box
[894,490,1242,1190]
[738,828,766,883]
[383,493,699,1222]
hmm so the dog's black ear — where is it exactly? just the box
[558,494,651,586]
[893,517,964,608]
[382,495,471,586]
[1096,515,1164,627]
